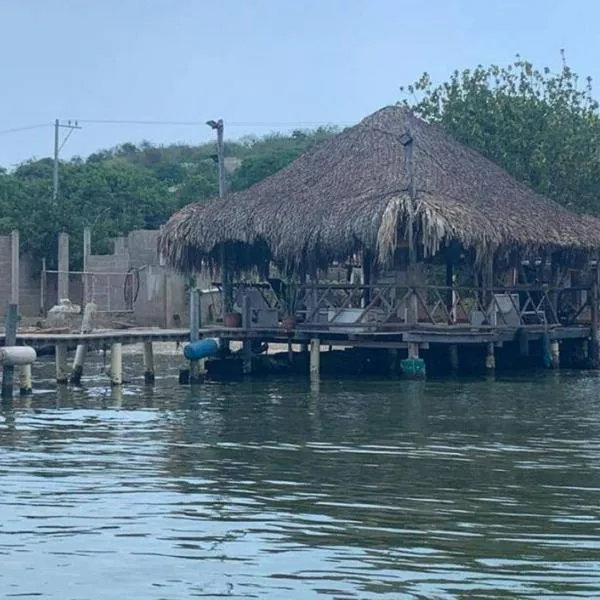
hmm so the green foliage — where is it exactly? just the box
[0,127,335,270]
[401,51,600,214]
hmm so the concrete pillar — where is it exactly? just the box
[143,342,155,384]
[55,342,68,384]
[485,342,496,371]
[19,364,32,395]
[83,227,91,303]
[110,343,123,386]
[11,230,19,305]
[58,232,69,301]
[310,338,320,377]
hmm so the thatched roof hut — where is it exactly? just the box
[159,106,600,274]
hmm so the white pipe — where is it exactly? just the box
[0,346,36,366]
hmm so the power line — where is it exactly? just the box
[75,118,348,127]
[0,123,51,136]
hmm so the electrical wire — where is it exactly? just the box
[75,118,348,127]
[0,123,51,136]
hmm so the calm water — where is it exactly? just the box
[1,355,600,599]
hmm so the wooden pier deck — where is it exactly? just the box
[2,323,591,350]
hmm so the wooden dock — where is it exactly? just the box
[0,317,592,396]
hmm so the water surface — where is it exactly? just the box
[1,357,600,598]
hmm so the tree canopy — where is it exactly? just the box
[401,51,600,214]
[0,127,337,269]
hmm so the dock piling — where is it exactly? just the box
[449,344,459,371]
[485,342,496,371]
[310,338,320,377]
[55,342,68,384]
[110,343,123,386]
[550,340,560,369]
[19,364,32,395]
[143,341,155,384]
[188,289,202,384]
[69,302,96,385]
[242,295,252,375]
[70,344,87,385]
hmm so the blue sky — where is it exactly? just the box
[1,0,598,167]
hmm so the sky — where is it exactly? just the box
[1,0,599,168]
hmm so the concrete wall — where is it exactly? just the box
[85,229,205,327]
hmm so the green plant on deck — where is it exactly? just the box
[281,279,301,317]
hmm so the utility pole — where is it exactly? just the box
[206,118,232,322]
[206,119,225,197]
[53,119,82,203]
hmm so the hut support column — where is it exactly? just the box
[143,342,155,384]
[110,343,123,386]
[310,338,320,378]
[55,342,68,384]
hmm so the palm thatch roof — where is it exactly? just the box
[159,106,600,273]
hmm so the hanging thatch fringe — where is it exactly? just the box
[158,105,600,274]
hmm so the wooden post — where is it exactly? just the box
[110,343,123,386]
[590,264,600,368]
[163,271,172,328]
[1,304,18,400]
[310,338,320,377]
[362,250,372,307]
[241,294,252,375]
[19,364,32,395]
[446,258,453,324]
[58,232,69,301]
[55,342,68,384]
[189,289,201,383]
[143,342,155,384]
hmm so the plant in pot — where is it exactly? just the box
[280,280,300,330]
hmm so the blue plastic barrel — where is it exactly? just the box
[184,338,219,361]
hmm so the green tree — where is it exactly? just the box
[401,52,600,213]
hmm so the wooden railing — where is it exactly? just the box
[227,281,592,330]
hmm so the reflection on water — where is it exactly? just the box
[1,356,600,599]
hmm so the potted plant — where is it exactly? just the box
[280,279,300,330]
